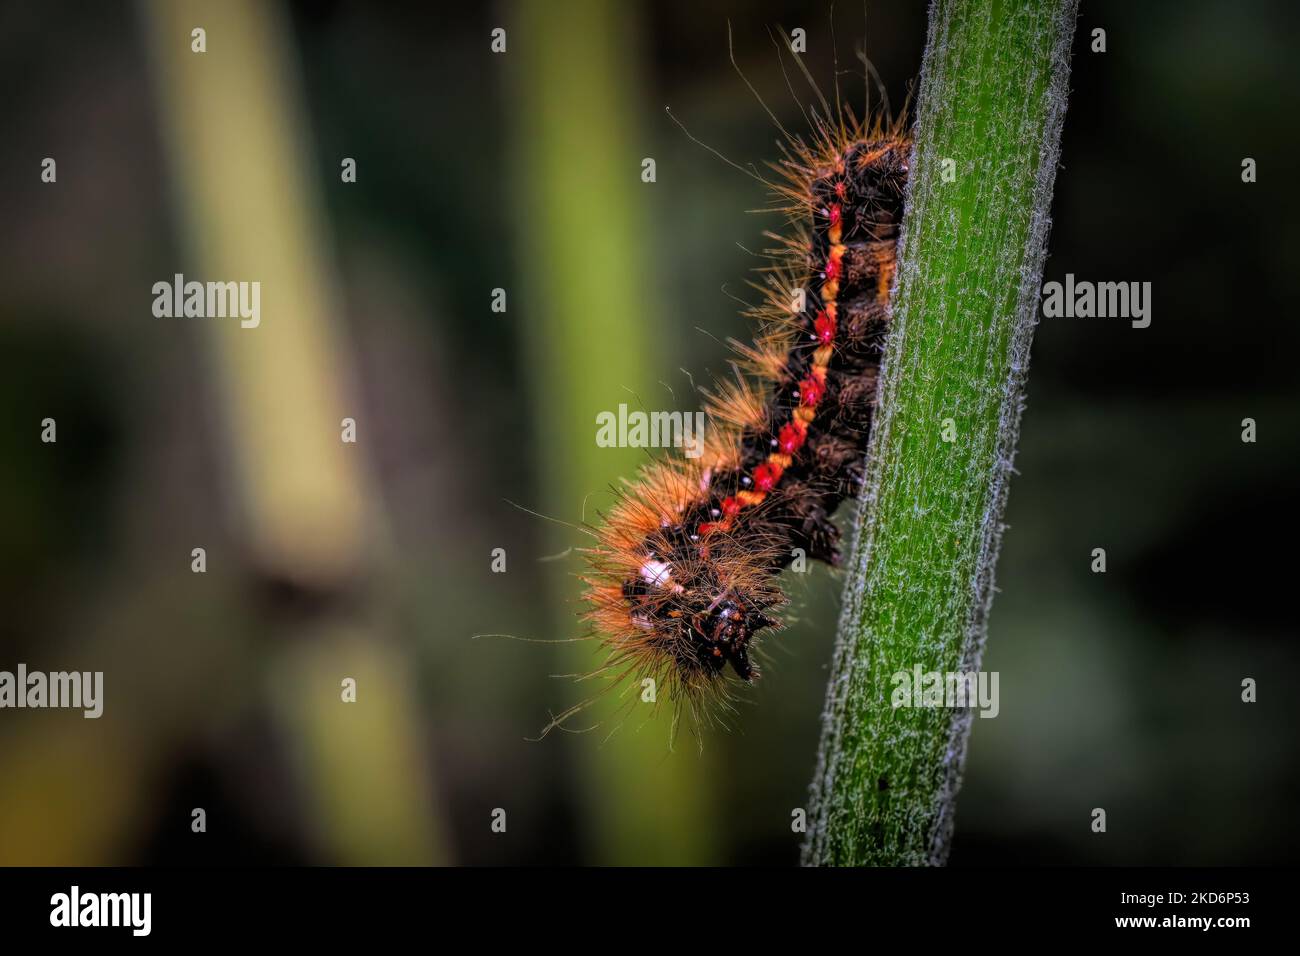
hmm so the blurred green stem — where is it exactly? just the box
[512,0,715,864]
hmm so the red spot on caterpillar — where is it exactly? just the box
[799,377,826,407]
[815,311,836,344]
[778,422,807,455]
[753,463,779,492]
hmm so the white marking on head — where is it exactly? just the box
[640,559,673,590]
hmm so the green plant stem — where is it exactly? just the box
[803,0,1079,866]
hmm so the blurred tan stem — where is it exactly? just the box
[144,0,447,864]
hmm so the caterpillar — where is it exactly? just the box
[571,104,911,732]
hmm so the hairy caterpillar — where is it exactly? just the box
[560,99,912,734]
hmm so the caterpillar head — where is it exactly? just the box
[616,528,784,684]
[691,591,778,681]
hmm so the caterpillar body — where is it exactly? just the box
[579,113,910,727]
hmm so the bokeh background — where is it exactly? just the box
[1,0,1296,865]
